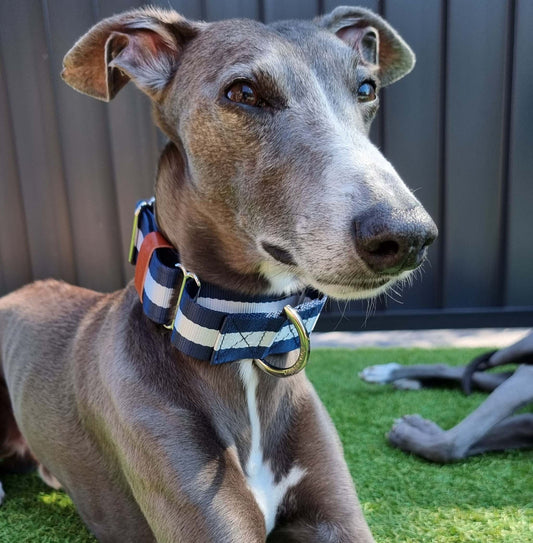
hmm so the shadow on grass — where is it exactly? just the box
[0,473,95,542]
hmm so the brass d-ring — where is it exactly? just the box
[253,305,310,378]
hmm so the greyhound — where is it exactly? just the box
[360,331,533,463]
[0,6,437,542]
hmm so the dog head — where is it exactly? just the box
[62,6,437,299]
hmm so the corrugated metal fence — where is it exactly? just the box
[0,0,532,330]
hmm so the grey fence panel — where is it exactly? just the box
[205,0,259,20]
[506,0,533,306]
[166,0,204,19]
[0,0,76,283]
[443,0,509,308]
[383,0,443,310]
[264,0,319,22]
[44,0,125,292]
[0,51,32,293]
[323,0,379,13]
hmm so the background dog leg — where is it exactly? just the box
[360,363,463,385]
[360,362,511,392]
[467,413,533,455]
[387,365,533,462]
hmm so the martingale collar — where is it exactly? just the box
[128,199,327,375]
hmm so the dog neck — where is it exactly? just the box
[152,142,277,296]
[130,200,326,372]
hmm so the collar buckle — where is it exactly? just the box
[163,264,201,330]
[128,197,155,264]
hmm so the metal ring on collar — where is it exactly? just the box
[253,304,310,378]
[163,264,201,330]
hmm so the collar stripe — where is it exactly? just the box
[195,294,299,314]
[144,267,174,309]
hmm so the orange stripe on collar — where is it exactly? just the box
[134,231,173,302]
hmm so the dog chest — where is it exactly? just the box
[238,361,306,534]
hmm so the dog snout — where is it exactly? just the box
[354,206,438,275]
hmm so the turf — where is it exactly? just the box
[0,348,531,542]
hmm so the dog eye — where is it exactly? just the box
[357,81,376,102]
[226,82,264,107]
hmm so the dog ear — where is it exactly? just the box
[61,7,200,102]
[317,6,415,86]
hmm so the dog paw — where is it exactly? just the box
[0,481,5,506]
[359,362,401,384]
[392,414,443,435]
[388,415,455,462]
[393,378,422,390]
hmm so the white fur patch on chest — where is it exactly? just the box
[239,361,306,534]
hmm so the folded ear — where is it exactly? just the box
[317,6,415,86]
[61,7,200,102]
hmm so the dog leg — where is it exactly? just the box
[37,464,62,489]
[267,519,375,543]
[263,387,375,543]
[0,378,37,504]
[361,363,466,385]
[387,364,533,462]
[467,413,533,455]
[360,362,511,392]
[128,448,268,543]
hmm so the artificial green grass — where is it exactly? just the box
[0,348,531,542]
[307,348,533,543]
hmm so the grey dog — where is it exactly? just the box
[0,6,436,542]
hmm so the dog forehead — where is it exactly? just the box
[184,17,355,85]
[191,19,288,62]
[270,20,358,87]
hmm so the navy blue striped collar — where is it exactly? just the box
[129,199,327,368]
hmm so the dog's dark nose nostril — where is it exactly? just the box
[370,240,400,259]
[354,208,438,275]
[356,232,409,274]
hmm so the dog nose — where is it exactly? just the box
[354,206,438,274]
